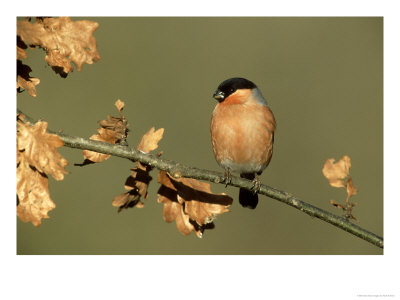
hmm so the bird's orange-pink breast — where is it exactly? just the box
[210,94,276,174]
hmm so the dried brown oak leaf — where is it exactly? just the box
[17,17,100,74]
[157,170,233,238]
[322,155,358,221]
[112,127,164,211]
[17,119,68,226]
[17,156,55,226]
[17,60,40,97]
[17,75,40,97]
[112,167,151,211]
[137,127,165,154]
[17,120,68,181]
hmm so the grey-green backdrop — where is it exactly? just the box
[17,17,383,254]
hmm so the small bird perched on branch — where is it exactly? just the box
[210,77,276,209]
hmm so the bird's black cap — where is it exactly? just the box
[213,77,257,102]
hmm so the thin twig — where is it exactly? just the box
[17,109,384,249]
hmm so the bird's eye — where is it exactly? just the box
[229,88,235,93]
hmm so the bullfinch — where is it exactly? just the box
[210,77,276,209]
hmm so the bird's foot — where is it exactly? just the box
[251,174,261,194]
[223,168,232,187]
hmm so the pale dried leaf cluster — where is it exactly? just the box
[17,116,68,226]
[17,17,100,97]
[17,17,100,73]
[322,155,358,221]
[82,100,128,163]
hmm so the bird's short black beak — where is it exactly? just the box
[213,89,225,102]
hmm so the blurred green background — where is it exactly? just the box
[17,17,383,254]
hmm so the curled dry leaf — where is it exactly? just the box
[17,60,40,97]
[112,167,151,211]
[17,118,68,226]
[322,155,351,188]
[98,115,128,143]
[157,170,233,238]
[129,167,152,198]
[17,76,40,97]
[17,17,100,74]
[112,127,164,211]
[322,155,358,221]
[112,192,144,210]
[16,36,39,96]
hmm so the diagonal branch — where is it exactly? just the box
[18,109,384,249]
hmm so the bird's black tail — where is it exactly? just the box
[239,173,258,209]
